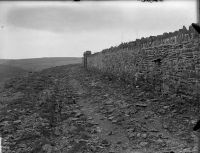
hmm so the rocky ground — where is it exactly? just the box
[0,64,199,153]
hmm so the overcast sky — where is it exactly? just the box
[0,0,197,59]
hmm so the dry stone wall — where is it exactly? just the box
[83,25,200,98]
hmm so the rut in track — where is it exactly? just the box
[67,65,198,153]
[69,78,134,153]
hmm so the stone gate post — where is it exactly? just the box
[83,51,91,69]
[198,0,200,24]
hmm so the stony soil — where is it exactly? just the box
[0,64,199,153]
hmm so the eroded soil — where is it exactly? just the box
[0,64,199,153]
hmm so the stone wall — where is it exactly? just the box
[84,24,200,97]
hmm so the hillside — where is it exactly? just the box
[0,64,28,84]
[0,59,9,64]
[0,57,82,71]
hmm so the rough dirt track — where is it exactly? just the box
[68,72,132,153]
[0,64,199,153]
[67,65,198,153]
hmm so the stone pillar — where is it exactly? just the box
[83,51,91,69]
[198,0,200,24]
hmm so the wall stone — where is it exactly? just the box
[83,24,200,98]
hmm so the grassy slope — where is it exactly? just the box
[0,64,28,89]
[0,59,9,64]
[0,64,27,80]
[0,57,82,71]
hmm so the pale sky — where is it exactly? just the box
[0,0,197,59]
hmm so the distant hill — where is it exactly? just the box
[0,59,9,64]
[0,64,28,85]
[0,57,82,71]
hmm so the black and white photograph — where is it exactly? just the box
[0,0,199,152]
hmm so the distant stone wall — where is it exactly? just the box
[84,24,200,97]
